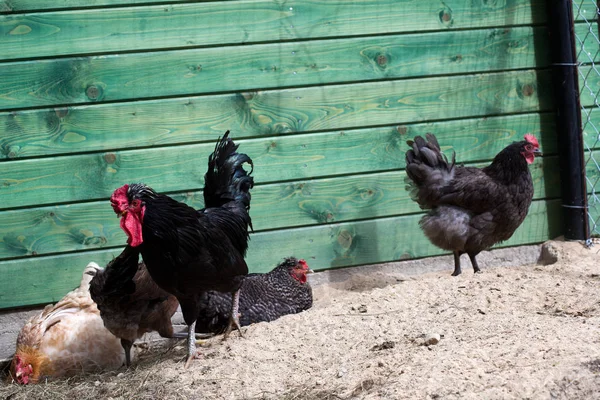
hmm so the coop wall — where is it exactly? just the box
[0,0,561,311]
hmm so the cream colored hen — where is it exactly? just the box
[9,263,126,384]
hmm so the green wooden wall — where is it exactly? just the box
[0,0,562,309]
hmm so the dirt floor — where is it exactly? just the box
[1,240,599,400]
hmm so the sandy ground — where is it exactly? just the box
[1,240,599,400]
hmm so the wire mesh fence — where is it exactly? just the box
[573,0,600,237]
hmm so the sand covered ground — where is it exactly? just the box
[2,240,599,399]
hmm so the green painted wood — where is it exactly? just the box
[582,107,600,150]
[0,27,548,110]
[575,22,600,64]
[1,0,545,33]
[1,69,552,162]
[0,155,559,259]
[574,2,598,21]
[0,91,553,211]
[0,198,561,309]
[579,66,600,107]
[1,0,200,12]
[1,104,555,162]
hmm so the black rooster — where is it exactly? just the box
[110,131,254,367]
[88,245,180,366]
[195,257,313,334]
[405,133,541,276]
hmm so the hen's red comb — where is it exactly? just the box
[110,184,129,212]
[524,134,539,148]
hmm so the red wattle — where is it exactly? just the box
[121,209,144,247]
[526,154,534,165]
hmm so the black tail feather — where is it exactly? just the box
[405,133,455,185]
[203,131,254,214]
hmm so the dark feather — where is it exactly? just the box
[404,133,535,256]
[125,131,254,327]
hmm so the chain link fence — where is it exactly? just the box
[573,0,600,237]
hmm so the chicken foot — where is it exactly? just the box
[468,252,481,274]
[184,321,202,369]
[223,289,243,340]
[121,338,134,367]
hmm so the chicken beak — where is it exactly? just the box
[118,210,127,217]
[533,148,543,156]
[15,370,22,379]
[306,269,315,274]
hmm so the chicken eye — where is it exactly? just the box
[525,144,533,151]
[131,199,141,208]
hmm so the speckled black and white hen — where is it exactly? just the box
[194,257,313,333]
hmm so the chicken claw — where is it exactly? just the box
[223,290,244,340]
[184,321,202,369]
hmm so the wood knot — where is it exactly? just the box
[54,107,69,118]
[337,230,353,249]
[522,84,534,97]
[104,153,117,164]
[376,54,387,66]
[396,126,408,135]
[86,85,100,100]
[439,9,453,26]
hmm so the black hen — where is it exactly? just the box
[109,131,254,367]
[195,257,313,334]
[88,245,179,366]
[405,133,541,276]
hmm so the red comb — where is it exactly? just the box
[524,134,539,148]
[110,184,129,212]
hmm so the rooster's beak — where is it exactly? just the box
[118,210,127,217]
[306,269,315,274]
[533,148,543,156]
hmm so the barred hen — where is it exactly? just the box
[88,245,180,366]
[110,131,253,367]
[9,265,124,384]
[405,133,541,276]
[195,257,313,333]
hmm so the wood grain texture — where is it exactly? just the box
[0,155,559,259]
[1,108,554,210]
[1,68,552,162]
[0,198,561,308]
[1,0,544,32]
[0,27,548,109]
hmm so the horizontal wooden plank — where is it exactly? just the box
[0,154,559,259]
[1,0,201,12]
[1,0,544,32]
[1,68,552,161]
[1,101,555,163]
[0,26,548,110]
[0,99,554,211]
[0,198,561,309]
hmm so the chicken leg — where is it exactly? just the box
[121,338,133,367]
[184,321,202,369]
[451,251,463,276]
[468,252,481,273]
[223,289,243,340]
